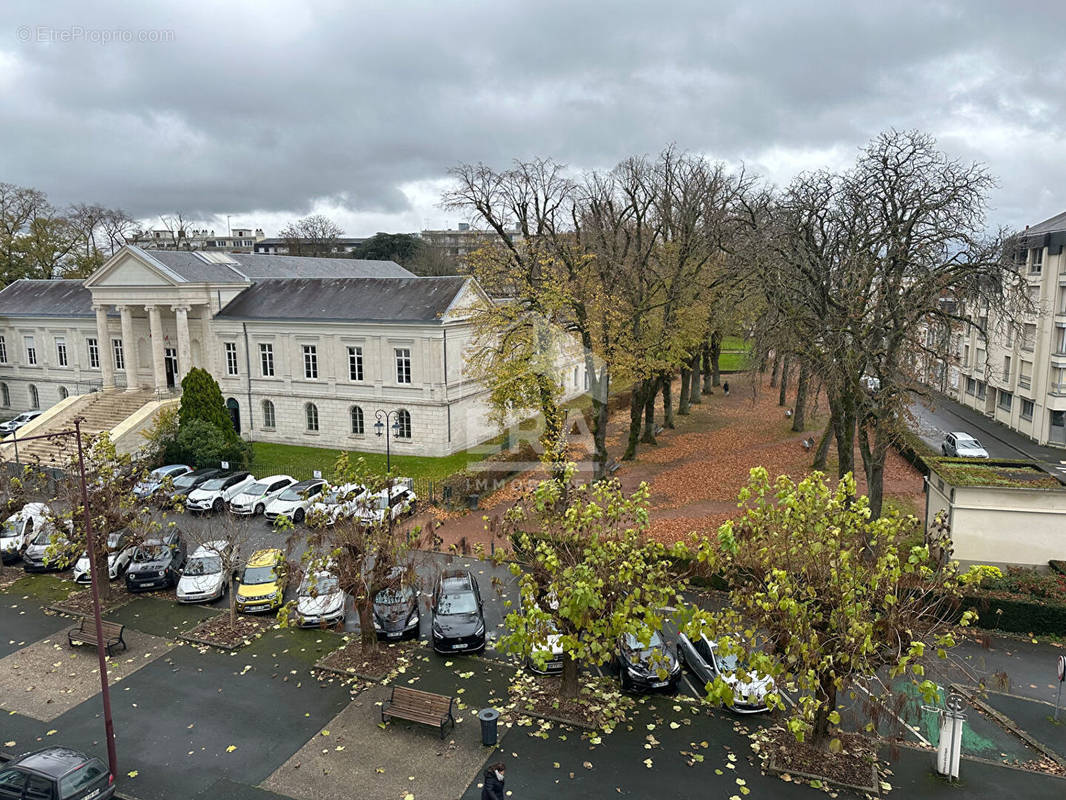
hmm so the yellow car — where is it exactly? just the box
[235,549,287,614]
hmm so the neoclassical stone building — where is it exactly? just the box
[0,246,581,458]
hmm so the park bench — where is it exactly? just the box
[381,686,455,739]
[67,618,127,657]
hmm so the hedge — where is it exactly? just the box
[960,592,1066,635]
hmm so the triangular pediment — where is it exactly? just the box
[441,278,491,321]
[84,246,183,288]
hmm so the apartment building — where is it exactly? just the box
[950,211,1066,446]
[128,226,266,252]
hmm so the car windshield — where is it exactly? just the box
[958,437,982,449]
[242,564,277,585]
[243,482,269,495]
[277,486,306,501]
[374,495,390,510]
[1,519,21,538]
[624,630,666,658]
[185,555,221,576]
[376,585,413,605]
[134,545,167,562]
[173,474,199,488]
[106,532,126,550]
[199,477,228,491]
[437,591,477,615]
[31,528,55,546]
[299,573,339,595]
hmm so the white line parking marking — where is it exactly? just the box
[682,674,702,699]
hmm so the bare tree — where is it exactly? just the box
[278,214,343,256]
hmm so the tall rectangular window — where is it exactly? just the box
[348,346,364,381]
[87,337,99,369]
[0,335,6,363]
[1030,248,1043,274]
[259,343,274,377]
[1021,399,1034,421]
[111,338,124,370]
[225,342,238,376]
[303,345,318,379]
[56,337,68,367]
[23,336,36,366]
[395,347,411,384]
[1022,323,1037,351]
[1002,355,1011,381]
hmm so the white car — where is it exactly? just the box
[676,633,775,713]
[21,518,75,572]
[228,474,297,516]
[0,410,43,435]
[264,479,326,524]
[185,471,255,513]
[176,542,231,604]
[354,482,416,525]
[134,464,192,500]
[0,502,51,563]
[72,529,137,584]
[942,431,990,459]
[308,482,367,525]
[295,568,346,627]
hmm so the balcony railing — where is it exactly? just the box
[1019,377,1031,390]
[1051,383,1066,396]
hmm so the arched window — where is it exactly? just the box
[262,399,276,429]
[305,402,319,432]
[58,386,69,400]
[395,408,411,439]
[350,405,364,435]
[28,384,39,409]
[0,383,9,407]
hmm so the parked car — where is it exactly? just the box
[676,633,774,713]
[373,570,420,639]
[617,629,681,693]
[176,541,231,604]
[0,410,43,435]
[72,529,136,584]
[308,482,367,525]
[133,463,192,500]
[124,530,187,592]
[0,502,51,563]
[264,479,326,524]
[185,471,255,513]
[0,746,114,799]
[21,518,75,573]
[235,549,287,613]
[159,467,222,508]
[430,569,486,654]
[942,431,989,458]
[295,567,346,627]
[228,474,296,516]
[354,482,416,526]
[528,626,564,675]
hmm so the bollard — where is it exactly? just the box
[478,707,500,747]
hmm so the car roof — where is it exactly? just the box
[256,474,293,483]
[440,570,473,592]
[191,542,227,557]
[950,431,978,440]
[156,464,190,474]
[247,548,282,567]
[289,479,325,490]
[14,747,93,777]
[186,467,221,477]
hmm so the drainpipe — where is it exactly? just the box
[242,323,253,431]
[443,328,450,443]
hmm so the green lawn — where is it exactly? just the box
[249,441,495,483]
[720,335,749,351]
[718,351,750,372]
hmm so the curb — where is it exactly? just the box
[513,707,598,731]
[765,755,880,795]
[950,682,1066,769]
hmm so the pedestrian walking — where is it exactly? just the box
[723,380,730,396]
[481,761,506,800]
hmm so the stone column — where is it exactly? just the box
[118,305,138,390]
[146,305,167,393]
[173,305,192,383]
[93,305,115,390]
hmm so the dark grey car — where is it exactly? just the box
[0,746,114,799]
[125,530,187,592]
[430,570,486,654]
[159,467,222,508]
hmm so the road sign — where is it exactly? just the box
[313,470,322,479]
[221,461,229,470]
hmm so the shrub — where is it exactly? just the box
[179,368,236,439]
[171,419,250,470]
[980,566,1066,602]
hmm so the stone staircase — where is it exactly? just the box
[6,389,156,467]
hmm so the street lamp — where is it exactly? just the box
[374,409,402,474]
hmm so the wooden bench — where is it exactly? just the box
[67,618,127,657]
[381,686,455,739]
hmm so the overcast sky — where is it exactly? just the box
[3,0,1065,237]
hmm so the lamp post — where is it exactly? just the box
[374,410,402,535]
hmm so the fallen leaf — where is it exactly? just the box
[226,745,237,753]
[127,770,138,778]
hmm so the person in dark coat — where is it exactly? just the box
[481,761,505,800]
[722,380,730,396]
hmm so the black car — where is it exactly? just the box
[430,569,486,654]
[125,530,187,592]
[373,574,421,640]
[617,629,681,693]
[0,746,114,799]
[158,467,222,508]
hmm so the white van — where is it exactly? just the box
[0,503,51,563]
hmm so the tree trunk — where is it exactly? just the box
[93,543,112,602]
[641,378,658,444]
[661,374,674,429]
[678,365,691,416]
[590,370,610,481]
[858,422,887,520]
[811,672,839,747]
[622,383,646,460]
[830,391,856,479]
[358,602,378,651]
[792,362,811,432]
[688,352,702,406]
[228,576,238,630]
[701,342,713,394]
[812,418,834,471]
[560,653,580,699]
[778,356,791,406]
[769,352,781,388]
[708,331,722,388]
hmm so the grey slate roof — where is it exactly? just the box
[0,279,99,317]
[1025,210,1066,236]
[1020,210,1066,255]
[143,248,413,283]
[214,277,469,323]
